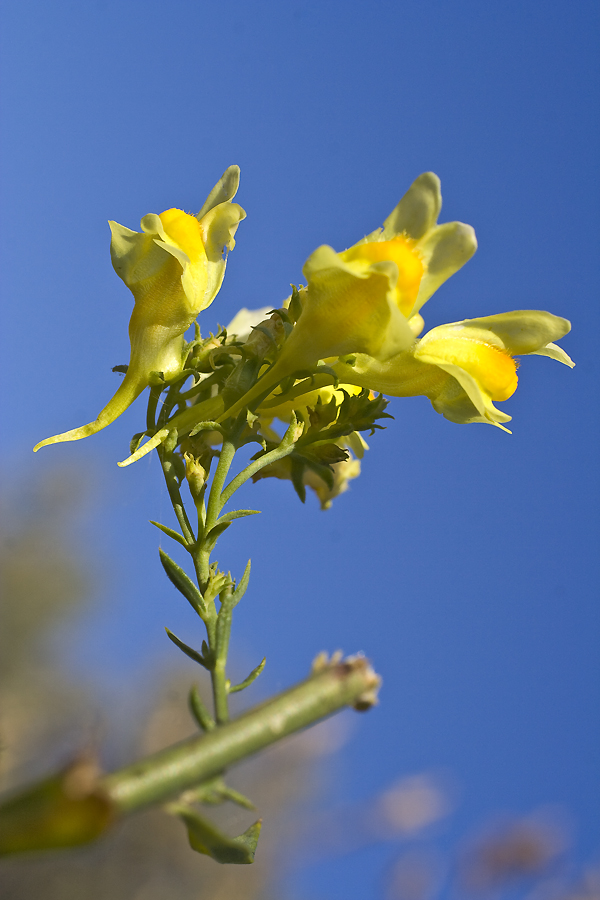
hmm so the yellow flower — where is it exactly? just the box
[333,310,574,430]
[219,173,476,421]
[276,171,476,371]
[34,166,245,452]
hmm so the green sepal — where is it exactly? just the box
[130,431,147,455]
[150,520,188,548]
[188,420,225,438]
[174,806,261,864]
[165,627,211,670]
[288,285,303,323]
[159,549,206,615]
[303,456,336,490]
[290,457,307,503]
[228,657,266,693]
[334,389,392,435]
[299,442,349,467]
[222,357,262,408]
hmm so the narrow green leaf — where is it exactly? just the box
[230,560,251,607]
[228,657,266,694]
[159,549,206,615]
[181,777,255,810]
[150,520,188,547]
[217,509,261,526]
[188,685,215,732]
[290,457,307,503]
[216,785,256,810]
[203,521,231,553]
[165,628,210,670]
[288,284,303,323]
[175,806,262,864]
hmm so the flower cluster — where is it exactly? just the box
[35,168,573,506]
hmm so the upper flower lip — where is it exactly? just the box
[296,171,478,362]
[366,171,478,318]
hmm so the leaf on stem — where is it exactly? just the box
[182,778,256,810]
[150,520,188,547]
[188,685,215,732]
[228,657,266,694]
[165,628,211,670]
[230,559,251,607]
[217,509,261,526]
[159,549,206,615]
[173,806,262,864]
[203,520,231,553]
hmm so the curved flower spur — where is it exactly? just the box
[34,166,245,452]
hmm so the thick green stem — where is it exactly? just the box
[0,656,380,855]
[102,656,380,815]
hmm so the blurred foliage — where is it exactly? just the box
[0,468,323,899]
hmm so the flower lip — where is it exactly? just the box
[157,209,206,264]
[416,336,519,402]
[341,236,424,317]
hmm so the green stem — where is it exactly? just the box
[220,419,298,510]
[102,656,380,815]
[185,417,245,724]
[211,587,234,724]
[205,435,238,532]
[159,447,196,546]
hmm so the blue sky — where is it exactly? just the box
[1,0,599,895]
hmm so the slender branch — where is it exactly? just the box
[158,441,196,547]
[219,416,299,510]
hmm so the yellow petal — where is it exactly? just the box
[158,208,207,264]
[416,337,518,401]
[342,236,424,316]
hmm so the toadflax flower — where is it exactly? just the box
[332,310,574,430]
[219,172,476,420]
[34,166,245,452]
[282,171,477,368]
